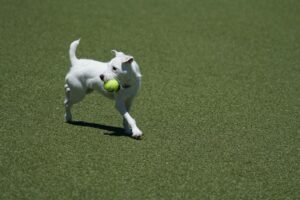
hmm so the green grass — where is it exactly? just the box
[1,0,299,199]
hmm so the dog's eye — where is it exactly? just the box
[112,66,117,71]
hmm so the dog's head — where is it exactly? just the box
[100,50,141,85]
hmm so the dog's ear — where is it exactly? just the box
[131,61,142,77]
[112,50,133,64]
[122,56,134,64]
[112,50,127,57]
[111,50,118,56]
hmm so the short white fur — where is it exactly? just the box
[64,39,142,138]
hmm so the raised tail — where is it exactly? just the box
[69,39,80,66]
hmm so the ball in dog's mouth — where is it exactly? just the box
[104,79,120,92]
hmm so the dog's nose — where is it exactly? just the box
[100,74,104,81]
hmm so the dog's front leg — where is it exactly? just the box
[116,100,142,138]
[122,98,133,134]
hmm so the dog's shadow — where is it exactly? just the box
[68,121,132,138]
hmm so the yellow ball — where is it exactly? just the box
[104,79,120,92]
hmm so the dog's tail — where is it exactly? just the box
[69,39,80,66]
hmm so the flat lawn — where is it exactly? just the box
[0,0,299,199]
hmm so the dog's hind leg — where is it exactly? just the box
[64,84,72,122]
[64,82,87,122]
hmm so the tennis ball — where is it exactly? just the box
[104,79,120,92]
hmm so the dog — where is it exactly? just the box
[64,39,143,138]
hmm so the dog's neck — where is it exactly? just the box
[121,71,140,89]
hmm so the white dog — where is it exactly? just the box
[64,39,143,138]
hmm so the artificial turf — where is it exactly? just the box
[0,0,299,199]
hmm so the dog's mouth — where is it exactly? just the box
[102,75,131,91]
[112,78,131,89]
[117,78,131,89]
[122,83,131,89]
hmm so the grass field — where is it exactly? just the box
[1,0,299,199]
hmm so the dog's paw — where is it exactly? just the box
[132,128,142,139]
